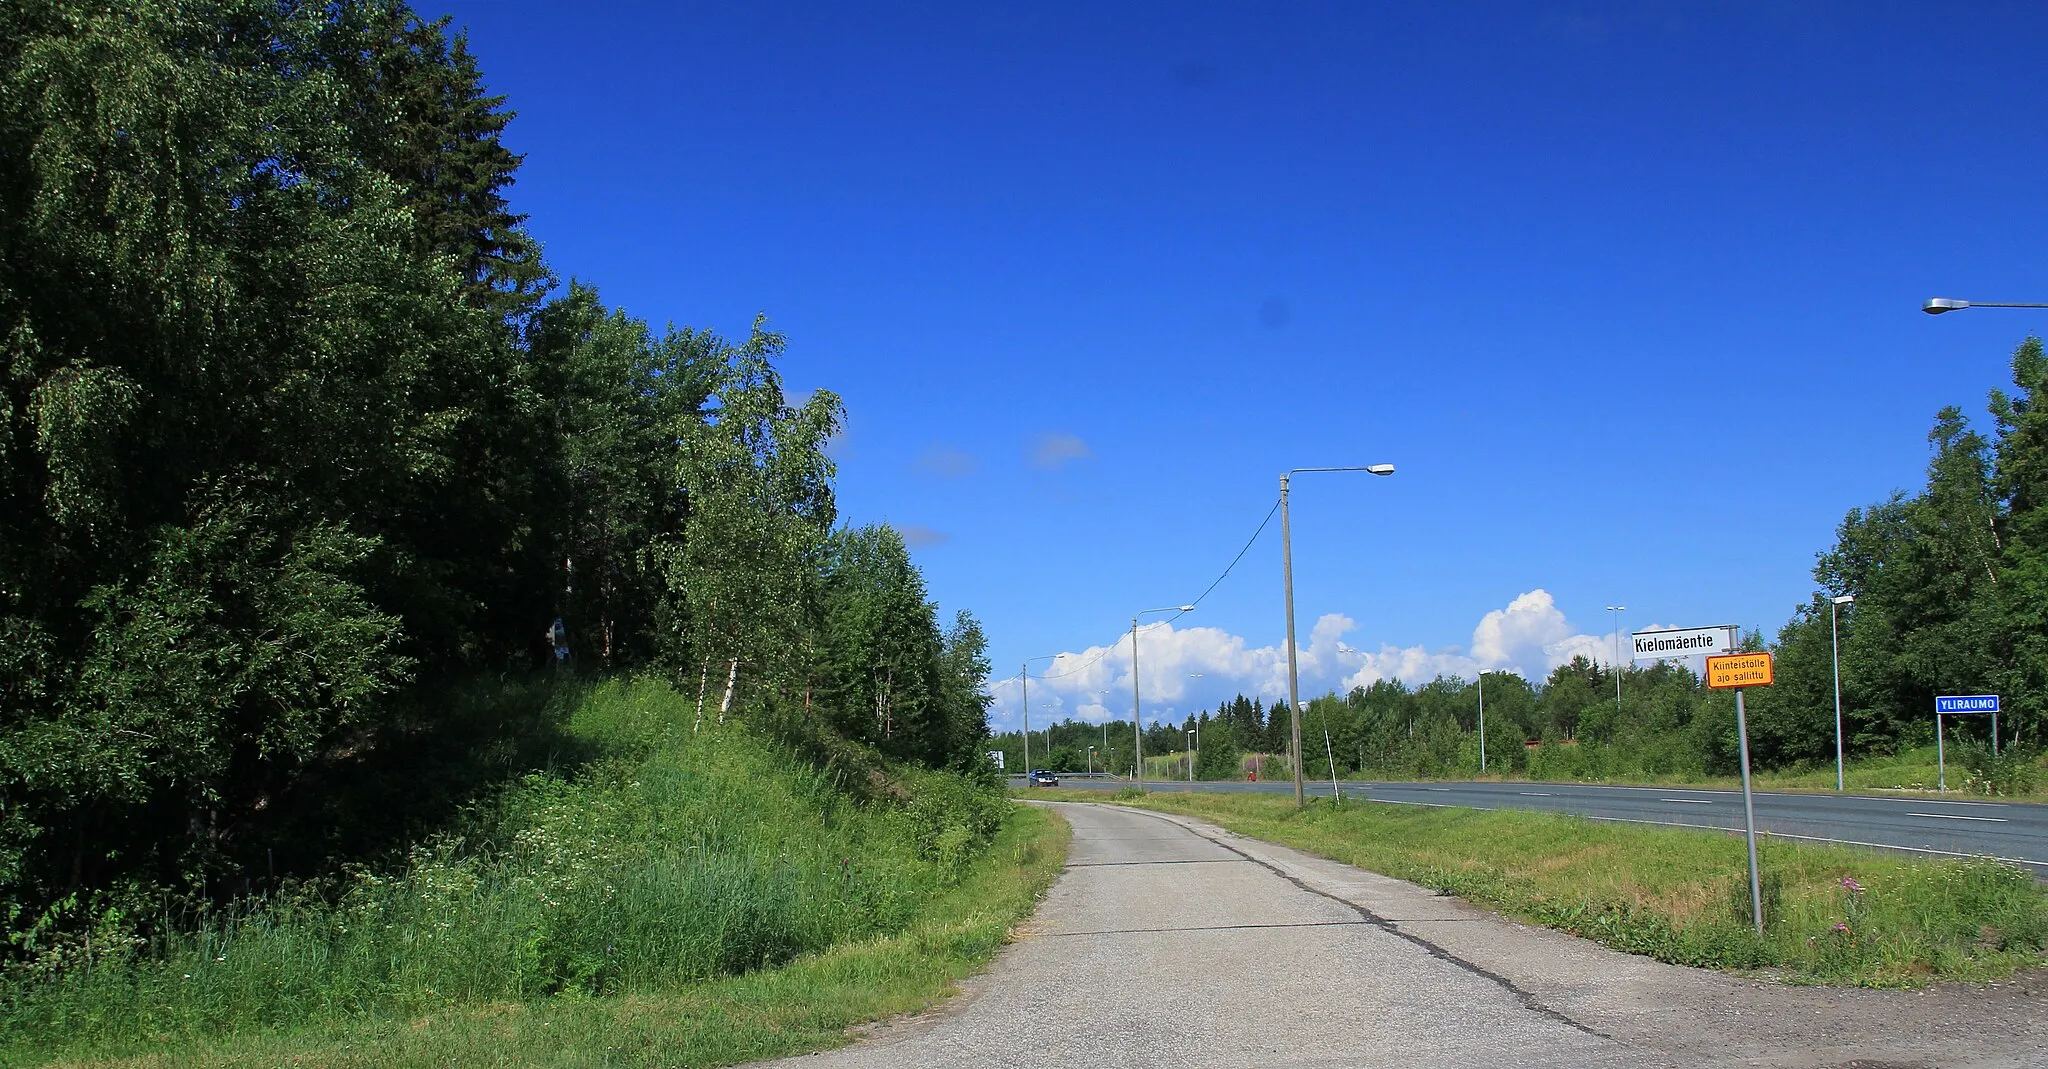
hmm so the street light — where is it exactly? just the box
[1019,654,1059,781]
[1923,298,2048,314]
[1186,727,1196,786]
[1830,594,1855,792]
[1606,606,1626,722]
[1186,673,1204,775]
[1282,464,1395,807]
[1477,668,1486,774]
[1133,605,1196,788]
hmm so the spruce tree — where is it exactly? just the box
[1991,337,2048,744]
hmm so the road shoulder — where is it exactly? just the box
[1117,803,2048,1069]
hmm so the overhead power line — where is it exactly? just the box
[1032,497,1281,682]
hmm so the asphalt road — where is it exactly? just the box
[1015,775,2048,871]
[753,803,2048,1068]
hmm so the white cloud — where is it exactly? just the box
[986,589,1623,731]
[1469,589,1628,670]
[1030,432,1091,470]
[914,444,975,478]
[897,524,948,549]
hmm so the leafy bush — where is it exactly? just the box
[904,770,1008,877]
[1956,741,2041,796]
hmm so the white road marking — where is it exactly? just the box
[1906,812,2008,822]
[1425,788,1451,792]
[1519,792,1554,797]
[1660,799,1714,804]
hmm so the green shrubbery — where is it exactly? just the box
[1955,741,2042,796]
[0,679,1012,1062]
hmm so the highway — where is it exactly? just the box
[1012,775,2048,872]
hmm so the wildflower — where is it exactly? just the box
[1840,876,1864,895]
[1833,923,1850,934]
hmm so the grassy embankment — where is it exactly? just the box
[1043,787,2045,987]
[5,680,1068,1068]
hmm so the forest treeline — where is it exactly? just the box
[0,0,990,938]
[1002,339,2048,787]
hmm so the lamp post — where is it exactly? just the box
[1606,605,1626,722]
[1923,298,2048,314]
[1187,673,1204,778]
[1186,728,1196,786]
[1133,605,1195,788]
[1019,654,1058,782]
[1477,669,1486,774]
[1282,464,1395,806]
[1830,594,1855,792]
[1098,701,1108,773]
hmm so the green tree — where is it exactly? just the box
[1991,337,2048,745]
[1476,671,1536,772]
[1195,712,1240,778]
[1539,657,1602,741]
[0,0,549,905]
[325,2,549,318]
[525,284,715,667]
[659,320,843,712]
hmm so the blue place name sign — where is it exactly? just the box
[1935,694,2000,714]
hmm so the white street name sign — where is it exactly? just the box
[1632,625,1736,662]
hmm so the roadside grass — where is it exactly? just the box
[1503,743,2042,799]
[33,804,1068,1069]
[1746,745,2042,797]
[1063,789,2047,987]
[1058,744,2048,798]
[4,679,1067,1067]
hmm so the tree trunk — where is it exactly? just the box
[693,657,710,733]
[718,658,740,723]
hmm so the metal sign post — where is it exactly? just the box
[1708,650,1774,936]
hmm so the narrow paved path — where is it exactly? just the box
[759,803,2047,1068]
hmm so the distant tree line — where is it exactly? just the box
[0,0,988,934]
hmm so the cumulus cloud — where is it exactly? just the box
[986,589,1622,731]
[1470,589,1619,669]
[1031,432,1091,470]
[914,444,975,478]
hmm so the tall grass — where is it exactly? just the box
[0,679,1010,1062]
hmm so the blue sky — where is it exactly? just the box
[439,1,2048,730]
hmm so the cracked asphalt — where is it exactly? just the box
[755,803,2048,1069]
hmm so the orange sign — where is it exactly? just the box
[1706,652,1773,689]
